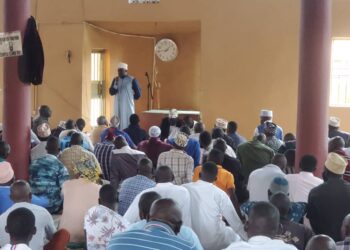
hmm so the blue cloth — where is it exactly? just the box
[127,220,203,250]
[29,154,69,213]
[228,132,247,148]
[168,138,200,167]
[118,175,156,216]
[241,201,307,223]
[59,135,91,151]
[0,186,49,214]
[100,128,136,148]
[108,221,197,250]
[257,124,284,140]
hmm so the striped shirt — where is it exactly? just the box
[107,221,197,250]
[94,141,115,180]
[157,149,193,185]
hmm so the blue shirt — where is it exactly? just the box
[118,175,156,216]
[100,128,136,148]
[228,132,247,148]
[0,186,49,214]
[127,220,203,250]
[168,138,200,167]
[108,221,198,250]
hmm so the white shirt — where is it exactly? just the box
[123,182,191,227]
[247,164,286,202]
[0,203,56,250]
[1,244,32,250]
[286,171,323,202]
[183,180,245,250]
[84,205,129,250]
[224,236,297,250]
[31,141,47,161]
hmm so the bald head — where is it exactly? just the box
[138,158,153,178]
[306,235,336,250]
[114,136,127,149]
[10,180,32,203]
[149,198,182,234]
[246,201,280,239]
[155,166,174,183]
[271,154,287,171]
[329,136,345,153]
[341,214,350,239]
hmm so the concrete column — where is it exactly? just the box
[296,0,332,176]
[3,0,31,179]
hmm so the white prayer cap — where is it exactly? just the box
[329,116,340,128]
[118,62,128,70]
[169,109,178,119]
[260,109,273,117]
[149,126,161,138]
[215,118,228,129]
[37,123,51,138]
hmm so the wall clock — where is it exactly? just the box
[155,38,178,62]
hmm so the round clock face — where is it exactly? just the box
[155,39,178,62]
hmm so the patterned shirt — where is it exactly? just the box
[94,141,115,180]
[241,201,307,223]
[157,149,194,185]
[84,205,129,250]
[337,237,350,250]
[266,137,284,152]
[29,154,70,213]
[118,175,156,216]
[59,145,102,183]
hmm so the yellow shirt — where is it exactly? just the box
[192,165,235,193]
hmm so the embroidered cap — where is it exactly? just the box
[260,109,273,117]
[174,132,189,148]
[329,117,340,128]
[37,123,51,138]
[169,109,178,119]
[215,118,228,129]
[325,152,347,175]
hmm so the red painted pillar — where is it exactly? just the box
[296,0,332,177]
[3,0,31,179]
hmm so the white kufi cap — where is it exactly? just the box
[118,62,128,70]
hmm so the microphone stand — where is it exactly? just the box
[145,72,154,110]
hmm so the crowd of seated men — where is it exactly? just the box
[1,105,350,250]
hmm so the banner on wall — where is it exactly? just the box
[0,31,22,58]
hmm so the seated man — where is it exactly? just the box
[1,207,37,250]
[157,132,194,185]
[84,184,129,249]
[271,192,313,250]
[123,114,148,146]
[0,180,69,250]
[127,191,203,250]
[306,235,337,250]
[264,122,284,152]
[117,158,156,216]
[183,162,245,250]
[59,119,94,151]
[212,127,236,157]
[59,133,102,183]
[33,105,52,136]
[247,154,287,202]
[227,121,246,149]
[137,126,173,168]
[0,165,48,214]
[336,214,350,249]
[224,202,297,250]
[189,122,205,141]
[109,136,146,189]
[241,177,307,223]
[31,123,51,161]
[167,126,201,167]
[29,136,69,214]
[90,115,108,145]
[59,167,101,244]
[100,115,135,148]
[328,136,350,182]
[94,129,116,180]
[124,166,191,227]
[108,198,197,250]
